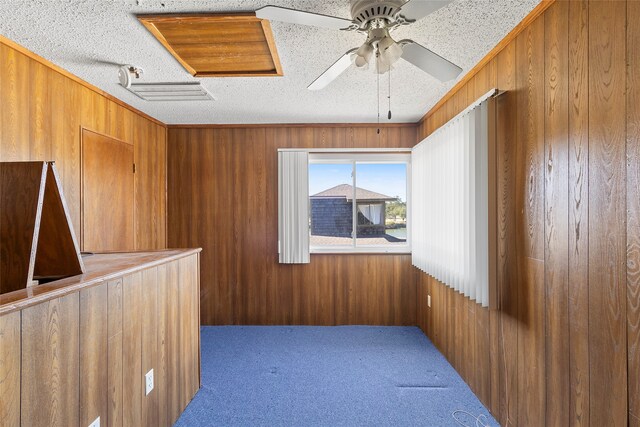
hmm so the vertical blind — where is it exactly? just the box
[278,151,310,263]
[411,90,494,307]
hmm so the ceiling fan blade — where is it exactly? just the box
[308,49,358,91]
[400,41,462,82]
[256,6,355,31]
[397,0,455,22]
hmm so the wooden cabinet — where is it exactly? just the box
[0,249,201,427]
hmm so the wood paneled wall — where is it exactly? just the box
[415,1,639,425]
[4,5,639,423]
[0,37,167,250]
[167,125,417,326]
[0,253,200,427]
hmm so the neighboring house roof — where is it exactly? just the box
[310,184,396,201]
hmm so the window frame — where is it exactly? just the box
[308,152,411,255]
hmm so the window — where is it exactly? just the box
[308,153,410,254]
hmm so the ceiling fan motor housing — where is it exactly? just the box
[350,0,406,29]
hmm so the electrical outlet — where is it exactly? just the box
[145,369,154,395]
[427,294,432,308]
[88,416,100,427]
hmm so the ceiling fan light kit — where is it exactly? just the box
[355,26,405,74]
[256,0,463,90]
[355,42,374,67]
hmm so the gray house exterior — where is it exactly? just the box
[310,184,396,237]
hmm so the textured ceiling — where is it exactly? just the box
[0,0,539,124]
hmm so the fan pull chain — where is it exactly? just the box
[388,67,392,120]
[377,51,381,135]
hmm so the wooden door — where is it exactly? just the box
[82,129,134,252]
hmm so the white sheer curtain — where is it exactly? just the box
[358,204,371,222]
[358,204,383,224]
[370,204,383,224]
[278,151,310,264]
[411,91,492,307]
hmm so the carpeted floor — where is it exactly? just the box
[175,326,498,426]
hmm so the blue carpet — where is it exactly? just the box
[175,326,498,426]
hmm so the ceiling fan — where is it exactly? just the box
[256,0,463,90]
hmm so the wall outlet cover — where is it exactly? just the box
[145,369,154,395]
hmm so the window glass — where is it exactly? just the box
[308,154,410,253]
[309,163,353,248]
[355,163,407,247]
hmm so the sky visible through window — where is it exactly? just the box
[309,163,407,202]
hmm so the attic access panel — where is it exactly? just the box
[138,13,283,77]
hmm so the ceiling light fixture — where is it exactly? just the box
[354,24,404,74]
[257,0,463,90]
